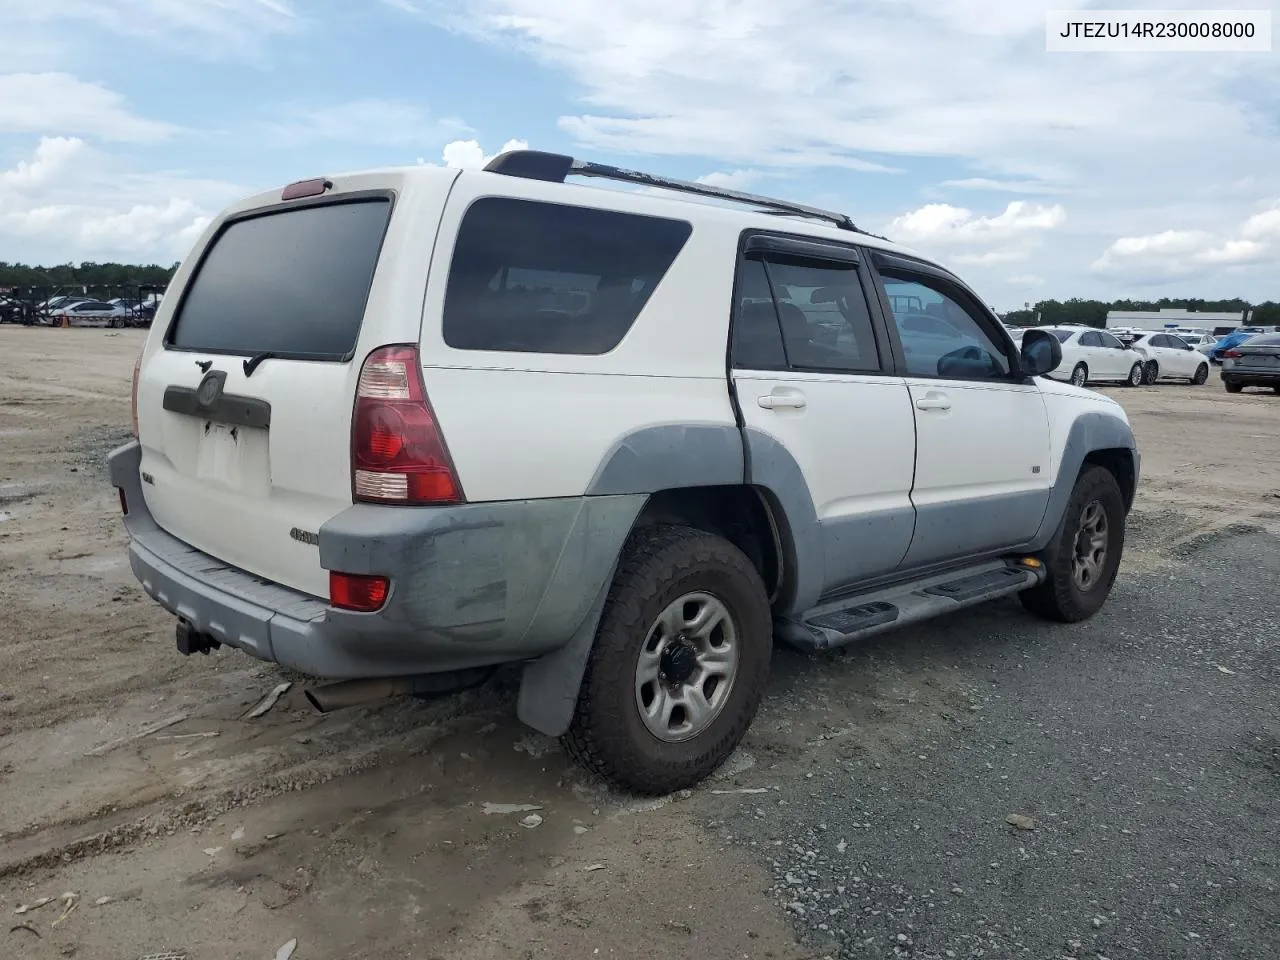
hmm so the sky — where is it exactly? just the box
[0,0,1277,310]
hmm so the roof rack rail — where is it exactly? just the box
[482,149,864,234]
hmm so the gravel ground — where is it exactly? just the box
[715,523,1280,959]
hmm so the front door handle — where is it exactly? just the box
[915,393,951,412]
[758,393,806,410]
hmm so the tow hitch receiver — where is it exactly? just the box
[176,619,220,656]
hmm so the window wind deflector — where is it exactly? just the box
[744,234,860,265]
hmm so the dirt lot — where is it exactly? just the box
[1,327,1277,960]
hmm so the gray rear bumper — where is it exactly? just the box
[108,441,644,679]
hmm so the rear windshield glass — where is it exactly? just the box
[442,197,692,355]
[1246,334,1280,345]
[1041,329,1073,342]
[168,198,391,359]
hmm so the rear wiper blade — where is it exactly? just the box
[243,351,277,377]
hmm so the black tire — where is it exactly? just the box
[1069,363,1088,387]
[109,317,125,329]
[1019,465,1126,624]
[1191,364,1209,385]
[1141,360,1158,385]
[1124,363,1144,387]
[562,524,773,795]
[1224,380,1243,394]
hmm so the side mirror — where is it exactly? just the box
[1020,329,1062,377]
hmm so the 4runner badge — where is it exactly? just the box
[289,527,320,547]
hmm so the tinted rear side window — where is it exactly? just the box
[442,197,692,355]
[168,198,392,359]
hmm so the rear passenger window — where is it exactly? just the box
[730,250,882,374]
[766,259,881,372]
[442,198,692,355]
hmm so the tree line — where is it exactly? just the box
[1001,296,1280,328]
[0,261,178,296]
[2,261,1277,328]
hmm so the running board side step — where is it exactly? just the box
[776,559,1045,652]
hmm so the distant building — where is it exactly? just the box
[1105,308,1248,335]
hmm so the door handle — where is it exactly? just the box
[915,393,951,412]
[758,393,806,410]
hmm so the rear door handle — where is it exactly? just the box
[915,393,951,411]
[758,393,806,410]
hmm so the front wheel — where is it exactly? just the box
[562,525,773,795]
[1020,465,1126,623]
[1125,363,1144,387]
[1069,363,1088,387]
[1191,364,1209,385]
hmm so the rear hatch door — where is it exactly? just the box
[135,172,457,598]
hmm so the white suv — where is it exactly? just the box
[110,151,1140,794]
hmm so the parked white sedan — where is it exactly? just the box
[1039,326,1146,387]
[49,300,132,327]
[1123,332,1212,384]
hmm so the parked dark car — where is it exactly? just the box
[1221,334,1280,394]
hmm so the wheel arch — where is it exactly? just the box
[1028,412,1140,550]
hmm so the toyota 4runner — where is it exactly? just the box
[110,150,1139,795]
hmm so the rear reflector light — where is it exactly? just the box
[1224,349,1242,358]
[281,177,332,201]
[352,345,463,505]
[130,354,142,438]
[329,571,390,612]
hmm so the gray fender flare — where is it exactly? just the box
[1028,410,1140,551]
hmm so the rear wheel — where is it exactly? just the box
[109,317,125,329]
[1191,364,1209,385]
[1020,465,1125,623]
[1225,380,1243,394]
[1125,363,1144,387]
[1069,363,1088,387]
[563,525,773,795]
[1141,360,1159,385]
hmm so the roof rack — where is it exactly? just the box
[482,149,864,234]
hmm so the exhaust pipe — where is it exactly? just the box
[304,678,407,713]
[304,667,498,714]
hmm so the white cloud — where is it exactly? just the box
[941,177,1064,195]
[889,200,1064,250]
[0,137,85,189]
[1006,274,1044,287]
[0,138,242,263]
[439,138,530,169]
[696,170,764,191]
[1092,208,1280,282]
[0,0,298,52]
[882,200,1065,272]
[379,0,422,11]
[0,74,174,143]
[1241,204,1280,243]
[263,100,470,148]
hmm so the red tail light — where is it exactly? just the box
[351,345,463,505]
[329,571,390,612]
[130,354,142,438]
[1223,349,1243,358]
